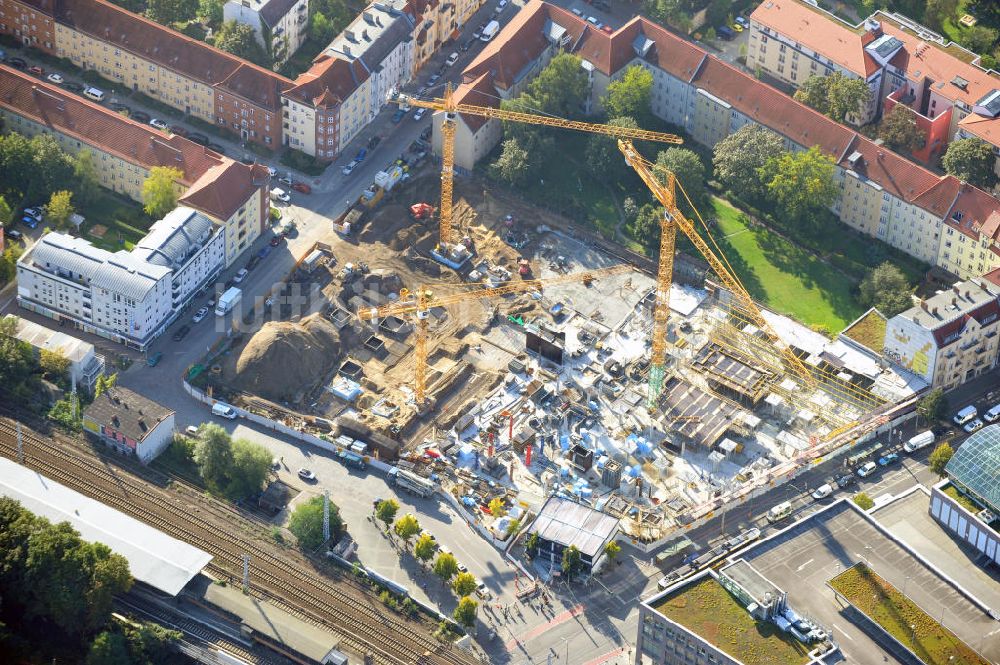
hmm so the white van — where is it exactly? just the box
[212,402,238,419]
[953,405,978,426]
[766,501,793,523]
[480,20,500,42]
[83,86,106,102]
[984,404,1000,423]
[903,430,935,453]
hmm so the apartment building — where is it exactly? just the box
[223,0,309,65]
[282,55,369,158]
[883,278,1000,389]
[0,64,270,267]
[748,0,1000,170]
[442,1,1000,285]
[17,207,225,350]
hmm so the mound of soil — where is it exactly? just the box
[230,313,341,402]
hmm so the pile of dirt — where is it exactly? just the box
[404,250,442,278]
[230,313,342,402]
[389,226,420,251]
[360,270,404,295]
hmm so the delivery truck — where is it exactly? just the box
[215,286,242,317]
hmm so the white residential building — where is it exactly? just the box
[223,0,309,65]
[6,315,106,392]
[16,208,225,350]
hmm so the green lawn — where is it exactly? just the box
[830,564,988,665]
[942,482,982,514]
[78,192,153,252]
[656,576,811,665]
[709,198,863,333]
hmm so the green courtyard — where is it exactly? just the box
[78,192,153,252]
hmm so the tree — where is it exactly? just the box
[491,138,532,187]
[628,203,663,255]
[962,26,998,55]
[45,190,75,231]
[605,540,621,562]
[453,596,478,629]
[505,518,521,539]
[214,21,271,67]
[713,124,785,203]
[433,551,459,581]
[198,0,225,26]
[29,135,75,204]
[924,0,959,32]
[0,195,12,226]
[525,532,539,558]
[311,11,335,43]
[561,545,582,581]
[393,513,421,548]
[226,438,273,499]
[602,65,653,123]
[655,148,707,217]
[0,315,34,392]
[853,492,875,510]
[794,73,871,123]
[525,52,590,117]
[859,262,913,317]
[375,498,399,530]
[942,137,996,188]
[288,496,328,549]
[93,372,118,399]
[452,571,477,597]
[39,349,70,385]
[929,442,954,477]
[917,388,948,422]
[765,146,839,229]
[86,630,131,665]
[488,497,506,518]
[142,167,183,219]
[585,116,638,179]
[878,105,927,154]
[193,422,234,491]
[413,534,436,567]
[73,150,101,207]
[146,0,197,25]
[0,243,23,285]
[0,132,35,200]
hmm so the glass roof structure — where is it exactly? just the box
[946,424,1000,513]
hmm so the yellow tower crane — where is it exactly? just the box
[393,85,683,244]
[356,264,634,406]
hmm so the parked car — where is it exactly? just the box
[462,38,475,51]
[6,57,27,69]
[963,417,985,433]
[278,175,293,186]
[146,351,163,367]
[3,227,23,242]
[427,73,441,85]
[64,82,84,92]
[170,125,189,137]
[291,182,311,194]
[212,402,238,419]
[735,16,750,28]
[475,581,491,599]
[355,148,368,161]
[342,158,360,174]
[185,425,199,437]
[835,473,856,489]
[445,52,460,67]
[298,468,316,482]
[731,22,744,32]
[27,65,43,76]
[172,324,191,341]
[23,207,43,222]
[984,403,1000,423]
[131,110,151,124]
[472,25,484,39]
[46,73,64,84]
[188,132,209,146]
[267,166,278,177]
[391,109,406,123]
[233,268,249,283]
[811,483,834,500]
[877,452,900,467]
[717,25,735,40]
[20,216,38,229]
[192,306,210,323]
[111,102,131,115]
[367,134,382,149]
[207,143,226,155]
[413,107,427,121]
[149,118,168,130]
[856,461,877,478]
[245,256,261,271]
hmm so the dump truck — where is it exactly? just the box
[388,467,436,498]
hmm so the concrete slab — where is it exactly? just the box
[873,488,1000,613]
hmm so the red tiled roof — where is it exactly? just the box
[285,55,368,108]
[464,0,553,90]
[0,64,223,184]
[749,0,879,77]
[838,135,957,209]
[54,0,292,108]
[179,161,270,222]
[454,72,501,131]
[957,113,1000,148]
[946,185,1000,240]
[931,299,1000,347]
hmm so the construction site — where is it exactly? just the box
[193,94,925,547]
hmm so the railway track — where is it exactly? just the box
[0,416,475,665]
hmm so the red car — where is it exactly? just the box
[291,182,311,194]
[28,65,44,76]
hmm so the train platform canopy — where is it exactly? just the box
[0,457,212,596]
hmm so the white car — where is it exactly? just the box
[342,159,360,175]
[184,425,199,437]
[233,268,249,283]
[856,461,877,478]
[445,52,459,67]
[267,166,278,177]
[963,417,985,433]
[298,468,316,481]
[46,73,64,84]
[149,118,168,130]
[413,108,427,121]
[23,207,44,221]
[192,306,209,323]
[475,581,491,599]
[811,483,833,500]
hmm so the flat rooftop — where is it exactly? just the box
[528,495,618,559]
[652,572,813,665]
[659,376,742,448]
[738,499,1000,664]
[0,457,211,596]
